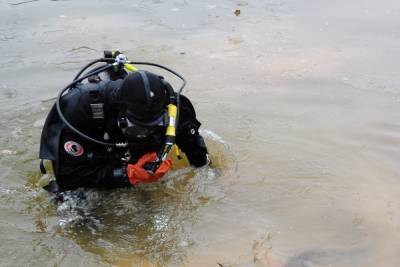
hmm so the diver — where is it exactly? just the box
[39,51,209,192]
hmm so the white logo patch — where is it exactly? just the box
[64,141,84,157]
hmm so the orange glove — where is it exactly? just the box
[126,152,172,185]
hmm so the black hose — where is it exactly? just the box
[56,63,117,147]
[73,58,115,81]
[129,62,186,93]
[130,61,184,131]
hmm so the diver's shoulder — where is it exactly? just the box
[61,81,108,103]
[179,94,197,117]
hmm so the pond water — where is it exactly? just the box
[1,0,400,266]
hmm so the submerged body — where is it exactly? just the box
[39,67,209,191]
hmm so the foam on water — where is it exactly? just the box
[200,129,226,144]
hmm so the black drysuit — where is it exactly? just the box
[39,78,208,191]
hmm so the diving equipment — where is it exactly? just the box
[56,50,185,172]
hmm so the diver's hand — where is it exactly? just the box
[126,152,172,185]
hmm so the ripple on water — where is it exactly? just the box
[15,120,236,265]
[35,165,224,265]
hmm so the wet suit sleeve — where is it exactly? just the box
[54,129,130,190]
[176,95,209,167]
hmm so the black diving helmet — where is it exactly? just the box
[116,70,168,139]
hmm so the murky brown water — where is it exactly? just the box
[1,0,400,266]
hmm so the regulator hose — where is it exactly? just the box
[73,58,115,80]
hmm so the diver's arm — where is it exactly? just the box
[175,95,209,167]
[176,123,209,167]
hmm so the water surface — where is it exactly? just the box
[1,0,400,266]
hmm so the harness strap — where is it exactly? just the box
[89,89,105,131]
[40,159,46,174]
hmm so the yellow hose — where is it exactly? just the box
[124,63,138,72]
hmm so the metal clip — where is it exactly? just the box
[115,54,129,64]
[122,150,131,162]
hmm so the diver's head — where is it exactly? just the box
[116,71,168,139]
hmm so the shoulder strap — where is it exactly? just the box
[89,89,105,131]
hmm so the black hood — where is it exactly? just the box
[116,71,167,125]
